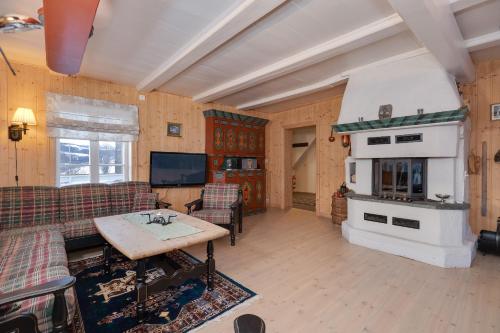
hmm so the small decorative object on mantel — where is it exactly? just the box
[167,122,182,137]
[378,104,392,119]
[435,193,450,204]
[492,103,500,121]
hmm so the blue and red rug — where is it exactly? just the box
[69,250,256,333]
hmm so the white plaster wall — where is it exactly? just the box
[338,53,462,123]
[345,157,371,195]
[456,118,471,203]
[427,158,457,202]
[294,141,316,193]
[350,124,460,159]
[292,126,316,193]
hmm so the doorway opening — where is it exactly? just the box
[291,126,316,211]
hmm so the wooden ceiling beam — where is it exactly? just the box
[136,0,287,92]
[237,48,428,110]
[449,0,491,13]
[193,14,406,103]
[388,0,475,82]
[465,30,500,52]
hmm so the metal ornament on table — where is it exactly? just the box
[140,212,177,226]
[435,193,450,204]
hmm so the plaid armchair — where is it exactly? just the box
[186,184,242,246]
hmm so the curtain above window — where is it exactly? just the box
[46,92,139,141]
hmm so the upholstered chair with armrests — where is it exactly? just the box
[185,183,243,246]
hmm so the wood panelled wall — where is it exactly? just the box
[262,95,348,217]
[462,59,500,234]
[1,59,498,231]
[0,61,264,211]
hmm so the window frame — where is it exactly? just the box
[372,158,427,199]
[56,138,131,187]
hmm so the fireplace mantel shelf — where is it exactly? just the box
[346,192,470,210]
[332,107,468,133]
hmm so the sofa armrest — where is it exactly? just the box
[0,276,75,307]
[185,199,203,214]
[0,276,76,333]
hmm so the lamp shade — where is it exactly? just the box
[12,107,36,125]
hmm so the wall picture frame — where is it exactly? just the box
[491,103,500,121]
[167,122,182,137]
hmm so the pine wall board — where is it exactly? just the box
[0,61,265,212]
[462,59,500,234]
[260,95,348,218]
[1,59,498,233]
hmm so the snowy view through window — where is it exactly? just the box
[59,139,127,186]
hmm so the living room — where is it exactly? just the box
[1,1,500,333]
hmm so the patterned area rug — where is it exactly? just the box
[69,251,256,333]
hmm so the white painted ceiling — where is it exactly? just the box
[1,0,499,112]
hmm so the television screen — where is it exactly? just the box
[150,152,207,187]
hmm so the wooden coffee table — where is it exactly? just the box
[94,209,229,322]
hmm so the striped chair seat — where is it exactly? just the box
[191,209,232,224]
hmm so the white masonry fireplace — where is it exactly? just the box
[334,52,476,268]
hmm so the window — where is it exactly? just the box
[57,139,130,186]
[373,158,427,200]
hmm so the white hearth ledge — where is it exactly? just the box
[342,222,476,268]
[342,198,477,268]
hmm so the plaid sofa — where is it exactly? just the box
[0,181,154,333]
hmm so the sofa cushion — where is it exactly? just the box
[0,224,63,242]
[191,209,233,224]
[0,186,60,231]
[62,219,98,239]
[59,184,111,222]
[132,192,158,212]
[109,181,151,215]
[0,230,67,284]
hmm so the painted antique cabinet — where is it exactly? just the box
[203,109,268,215]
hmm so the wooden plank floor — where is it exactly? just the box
[184,208,500,333]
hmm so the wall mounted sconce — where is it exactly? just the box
[8,107,36,141]
[328,128,336,142]
[341,134,350,148]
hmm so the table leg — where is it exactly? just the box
[136,259,147,323]
[103,243,112,275]
[206,240,215,291]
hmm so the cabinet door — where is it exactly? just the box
[214,127,224,151]
[248,130,257,153]
[238,128,248,153]
[225,127,237,153]
[255,177,265,209]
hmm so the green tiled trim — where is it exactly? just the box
[332,107,468,133]
[203,109,269,126]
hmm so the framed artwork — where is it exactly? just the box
[167,122,182,137]
[491,103,500,121]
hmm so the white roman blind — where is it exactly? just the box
[46,92,139,141]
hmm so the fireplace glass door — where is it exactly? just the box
[373,158,426,200]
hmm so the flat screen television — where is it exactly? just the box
[150,152,207,187]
